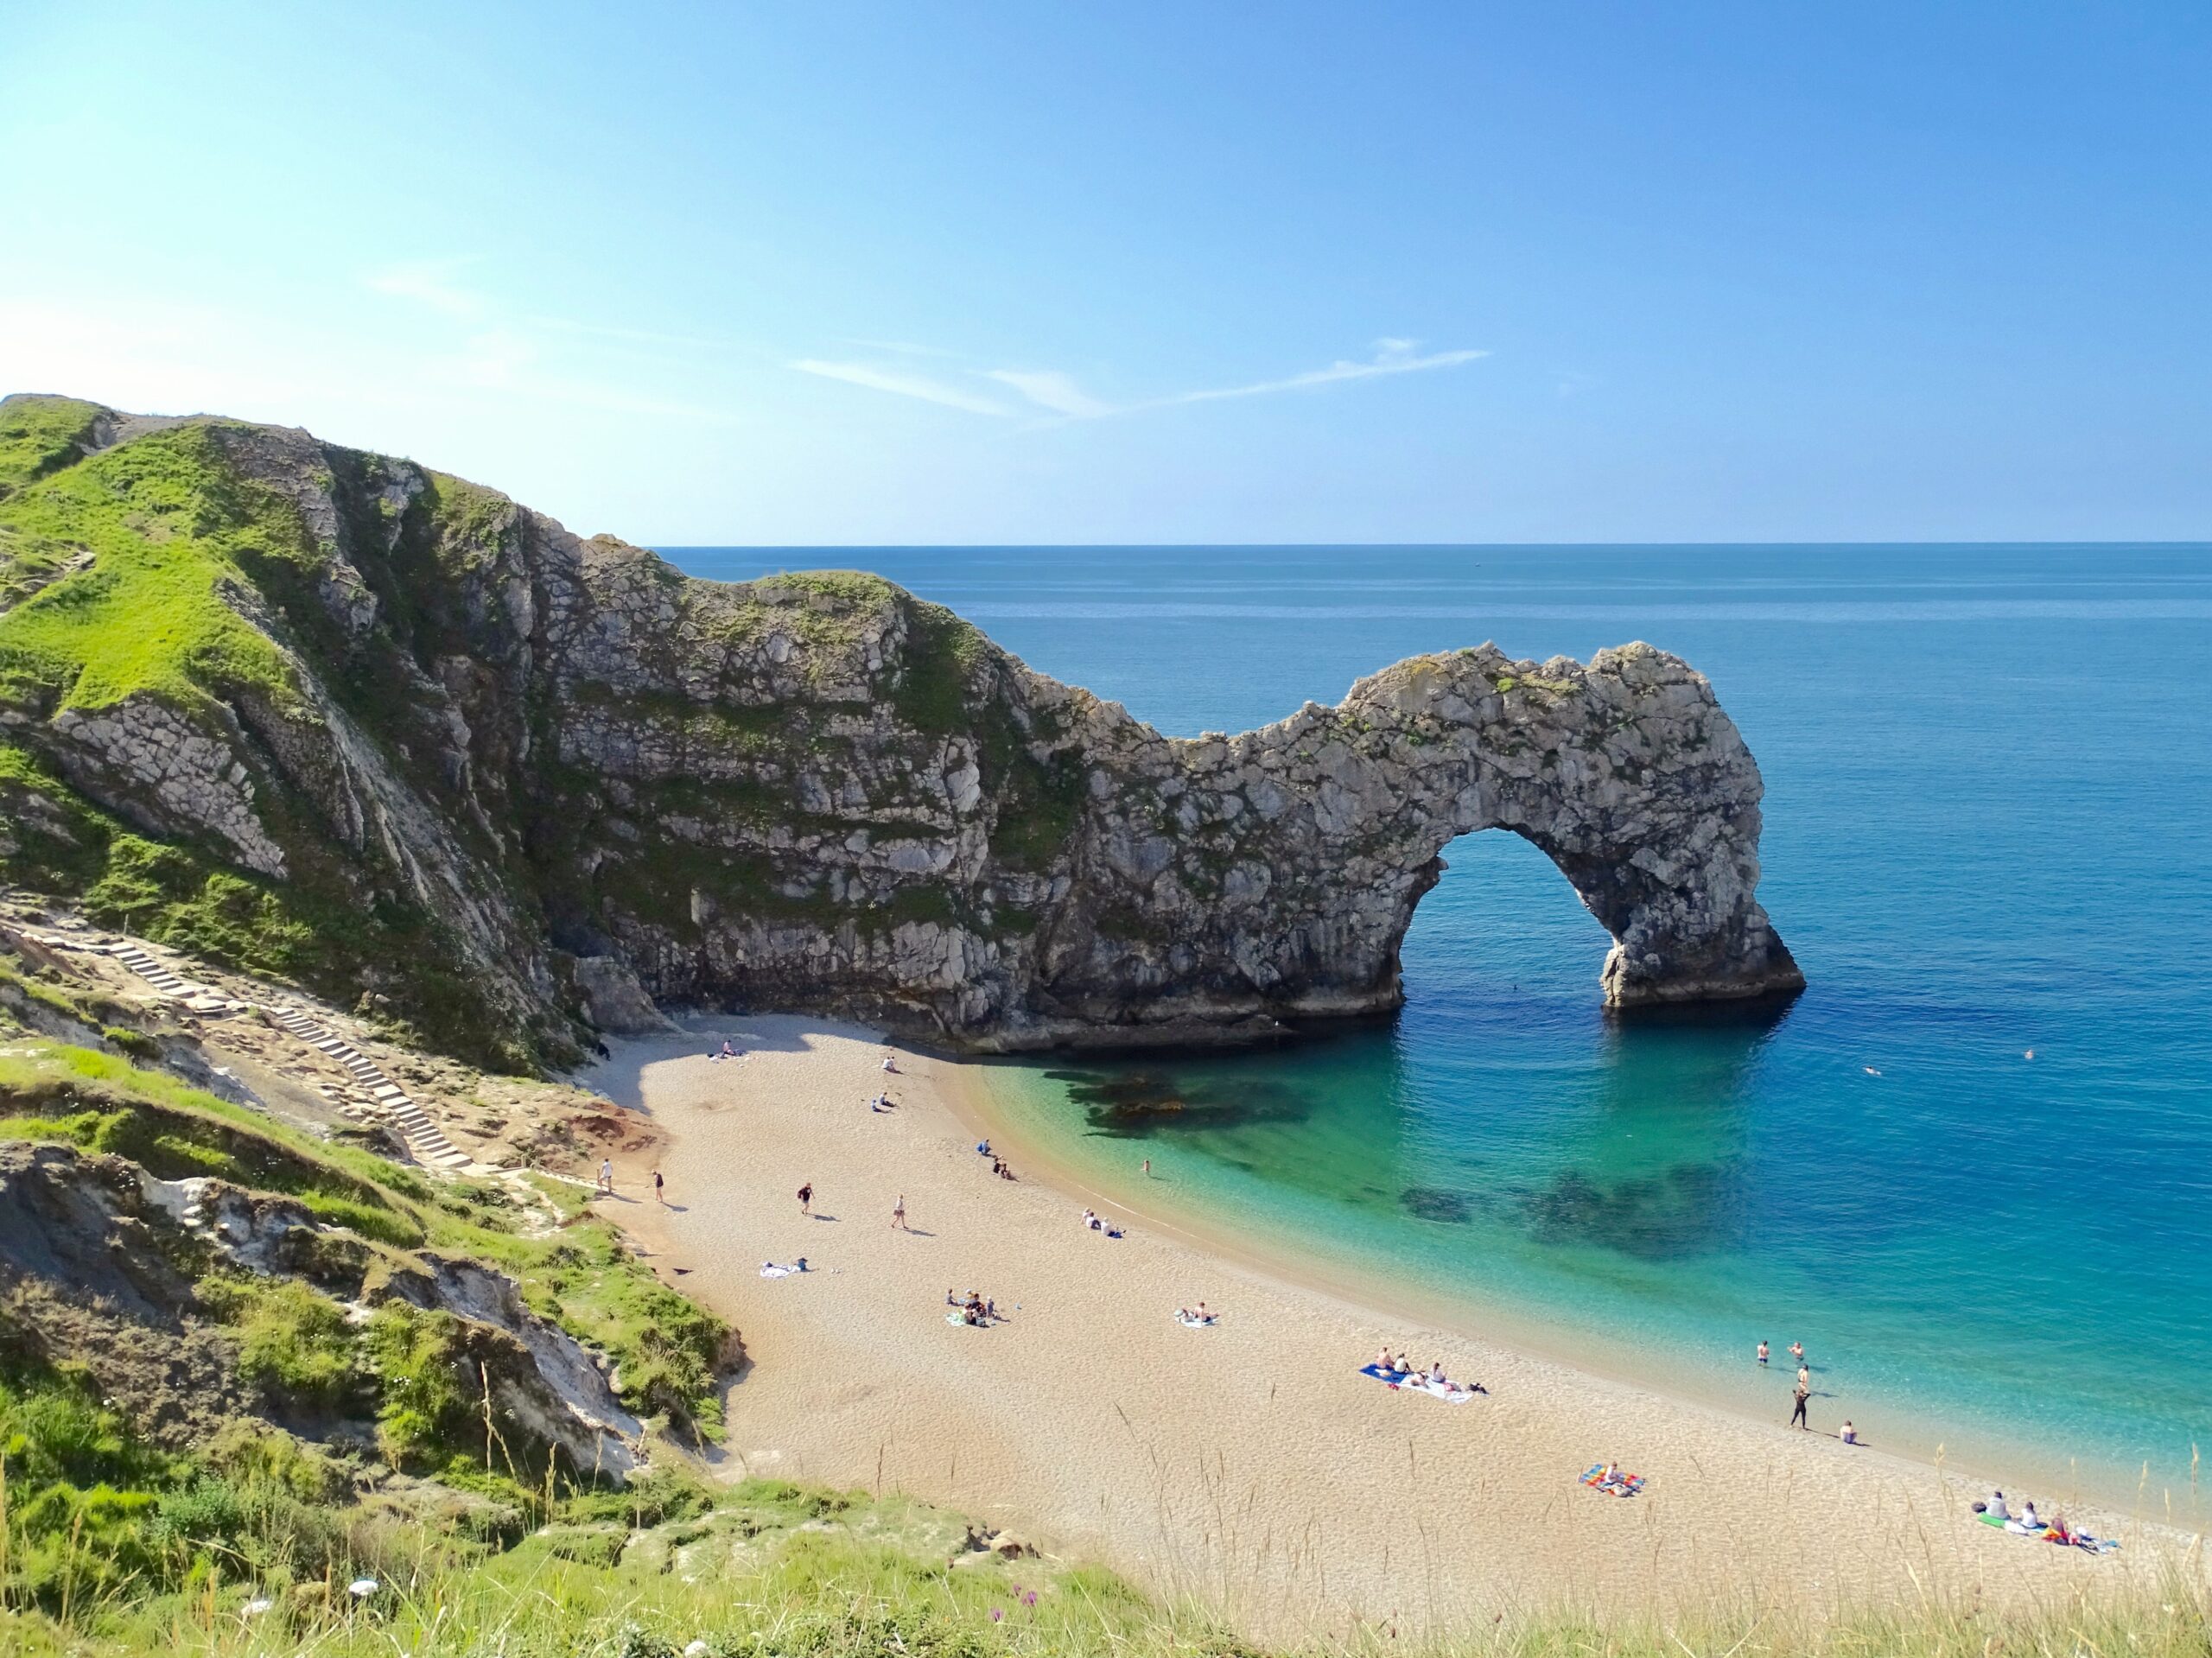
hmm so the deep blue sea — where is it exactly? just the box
[663,544,2212,1497]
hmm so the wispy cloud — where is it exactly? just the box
[1152,339,1489,410]
[365,259,484,320]
[835,337,960,359]
[795,337,1488,422]
[984,368,1117,419]
[528,314,730,352]
[791,359,1014,416]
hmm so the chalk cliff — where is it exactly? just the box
[0,395,1800,1065]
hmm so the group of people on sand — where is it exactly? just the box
[1373,1348,1478,1392]
[1176,1301,1218,1325]
[1079,1208,1125,1238]
[1975,1490,2089,1544]
[870,1049,902,1110]
[972,1140,1017,1179]
[710,1039,746,1062]
[946,1287,1001,1325]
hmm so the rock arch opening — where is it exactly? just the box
[1397,829,1616,1012]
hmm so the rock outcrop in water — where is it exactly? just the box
[0,395,1800,1064]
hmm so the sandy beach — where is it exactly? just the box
[590,1017,2174,1642]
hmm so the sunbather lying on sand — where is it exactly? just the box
[1580,1462,1644,1496]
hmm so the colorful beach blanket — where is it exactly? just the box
[1976,1513,2120,1553]
[1357,1364,1480,1402]
[1580,1464,1645,1497]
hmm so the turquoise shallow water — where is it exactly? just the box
[664,544,2212,1492]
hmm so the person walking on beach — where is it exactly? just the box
[1791,1374,1810,1430]
[798,1182,812,1217]
[653,1169,665,1204]
[892,1193,908,1230]
[597,1158,613,1194]
[1757,1340,1769,1367]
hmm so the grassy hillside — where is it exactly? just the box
[0,1039,725,1441]
[0,1358,2202,1658]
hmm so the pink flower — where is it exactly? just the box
[989,1608,1003,1622]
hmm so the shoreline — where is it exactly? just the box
[950,1061,2182,1521]
[945,1063,1965,1502]
[591,1015,2188,1642]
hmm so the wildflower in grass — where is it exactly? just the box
[989,1607,1003,1622]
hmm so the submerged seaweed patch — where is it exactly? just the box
[1518,1160,1745,1260]
[1055,1068,1311,1139]
[1399,1185,1474,1223]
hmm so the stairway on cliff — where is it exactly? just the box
[15,925,488,1174]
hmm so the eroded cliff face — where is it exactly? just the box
[0,396,1800,1061]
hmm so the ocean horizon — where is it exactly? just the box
[664,542,2212,1499]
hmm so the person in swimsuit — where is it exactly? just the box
[653,1169,664,1204]
[1840,1420,1859,1445]
[1757,1340,1769,1366]
[1789,1341,1805,1364]
[798,1182,812,1216]
[1790,1377,1810,1430]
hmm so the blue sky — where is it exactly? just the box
[3,2,2207,543]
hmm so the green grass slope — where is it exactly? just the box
[0,1040,726,1438]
